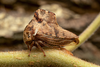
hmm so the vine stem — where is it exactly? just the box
[0,49,100,67]
[65,13,100,52]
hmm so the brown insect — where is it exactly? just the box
[23,9,79,56]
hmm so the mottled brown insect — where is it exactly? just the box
[23,9,79,56]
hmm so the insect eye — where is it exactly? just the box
[26,32,31,38]
[28,34,30,38]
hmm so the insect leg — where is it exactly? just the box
[27,44,29,50]
[35,42,46,56]
[60,47,73,56]
[28,41,34,57]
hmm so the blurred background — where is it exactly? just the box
[0,0,100,65]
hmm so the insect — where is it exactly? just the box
[23,9,79,56]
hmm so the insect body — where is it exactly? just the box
[23,9,79,56]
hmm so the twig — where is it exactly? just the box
[65,13,100,52]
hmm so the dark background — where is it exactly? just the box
[0,0,100,65]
